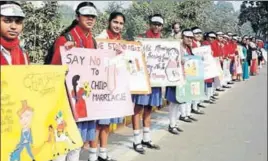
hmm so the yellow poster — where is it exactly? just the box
[1,65,83,161]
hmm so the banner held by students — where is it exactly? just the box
[192,46,220,79]
[176,55,206,102]
[135,38,185,87]
[1,65,83,161]
[61,47,133,122]
[96,39,151,94]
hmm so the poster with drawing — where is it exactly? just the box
[1,66,83,161]
[96,39,151,94]
[176,55,206,102]
[192,46,220,79]
[61,47,133,122]
[135,38,185,87]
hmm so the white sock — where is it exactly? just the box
[192,101,198,111]
[89,148,97,161]
[179,103,187,117]
[133,130,141,144]
[186,102,192,116]
[143,127,151,142]
[168,103,176,127]
[99,148,107,159]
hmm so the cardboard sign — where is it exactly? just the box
[176,55,206,102]
[96,39,151,94]
[135,38,185,87]
[192,46,220,79]
[1,66,83,161]
[61,47,134,122]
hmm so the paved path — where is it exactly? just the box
[75,67,267,161]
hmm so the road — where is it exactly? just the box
[77,67,267,161]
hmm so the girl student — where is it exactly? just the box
[50,2,99,161]
[0,1,30,65]
[131,14,164,154]
[94,11,126,161]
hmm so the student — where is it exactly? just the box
[178,29,198,123]
[0,1,29,65]
[50,2,99,161]
[95,11,126,161]
[131,14,163,154]
[169,22,181,40]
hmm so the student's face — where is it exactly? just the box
[19,110,33,129]
[77,15,96,31]
[150,22,163,34]
[183,36,193,46]
[217,35,223,42]
[194,33,203,41]
[0,16,23,40]
[208,37,215,42]
[173,24,180,33]
[109,16,124,34]
[242,38,246,44]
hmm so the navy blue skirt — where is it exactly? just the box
[132,87,162,107]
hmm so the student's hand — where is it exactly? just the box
[64,41,76,50]
[114,44,123,55]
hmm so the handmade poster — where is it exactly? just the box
[237,45,245,59]
[1,66,83,161]
[61,47,133,122]
[95,39,151,94]
[135,38,185,87]
[214,58,224,87]
[192,46,220,79]
[176,55,206,102]
[261,48,267,62]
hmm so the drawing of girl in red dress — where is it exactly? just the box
[71,75,88,119]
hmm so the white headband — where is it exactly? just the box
[151,16,164,24]
[183,31,194,37]
[0,4,25,18]
[208,33,216,38]
[193,28,202,34]
[216,32,224,35]
[78,6,98,16]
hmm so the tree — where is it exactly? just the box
[239,1,268,38]
[21,1,63,64]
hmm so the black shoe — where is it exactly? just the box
[213,92,219,96]
[175,125,184,132]
[192,109,205,115]
[133,143,145,154]
[211,96,218,100]
[209,100,216,104]
[179,116,192,123]
[204,100,212,104]
[141,140,160,150]
[216,88,225,92]
[168,126,179,135]
[197,103,206,108]
[188,116,198,121]
[222,85,231,88]
[228,81,234,84]
[98,156,116,161]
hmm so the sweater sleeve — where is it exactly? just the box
[51,36,67,65]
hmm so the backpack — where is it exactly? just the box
[44,32,97,64]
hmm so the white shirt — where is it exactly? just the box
[95,30,109,39]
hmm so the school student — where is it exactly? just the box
[50,2,99,161]
[94,11,126,161]
[131,14,164,154]
[0,1,29,65]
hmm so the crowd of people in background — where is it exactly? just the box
[1,1,267,161]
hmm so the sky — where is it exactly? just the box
[32,1,242,12]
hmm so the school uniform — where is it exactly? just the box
[51,25,97,142]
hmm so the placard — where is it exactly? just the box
[61,47,134,122]
[1,66,83,161]
[192,46,220,79]
[96,39,151,94]
[176,55,206,102]
[135,38,185,87]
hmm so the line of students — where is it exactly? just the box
[0,1,264,161]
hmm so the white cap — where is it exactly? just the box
[0,4,25,18]
[151,16,164,24]
[78,6,98,17]
[216,31,224,35]
[182,31,194,37]
[192,28,202,34]
[233,36,238,40]
[227,32,233,36]
[223,34,229,39]
[208,33,216,38]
